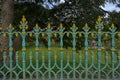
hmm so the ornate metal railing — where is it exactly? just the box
[0,16,120,80]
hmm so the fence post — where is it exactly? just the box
[46,23,52,79]
[59,23,64,80]
[34,24,41,80]
[96,16,103,80]
[83,23,90,80]
[20,16,28,79]
[109,24,117,79]
[8,24,14,80]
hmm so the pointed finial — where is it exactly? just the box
[22,15,26,22]
[72,23,76,27]
[111,23,115,28]
[9,24,12,28]
[8,24,14,30]
[47,23,51,28]
[85,23,88,27]
[60,23,63,28]
[82,23,90,32]
[98,16,102,22]
[36,23,39,27]
[109,23,117,32]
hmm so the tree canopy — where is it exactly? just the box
[0,0,120,30]
[10,0,119,30]
[0,0,120,60]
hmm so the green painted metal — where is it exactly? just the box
[0,16,120,80]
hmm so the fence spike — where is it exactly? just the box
[22,15,26,22]
[47,23,51,28]
[97,16,102,22]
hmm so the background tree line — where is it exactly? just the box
[0,0,120,64]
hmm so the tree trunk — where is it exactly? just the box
[0,0,14,64]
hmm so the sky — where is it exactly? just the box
[60,0,120,12]
[101,2,120,12]
[43,0,120,12]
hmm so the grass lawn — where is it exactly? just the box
[0,46,119,79]
[13,46,120,78]
[17,46,119,67]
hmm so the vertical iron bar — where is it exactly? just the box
[105,52,109,80]
[111,34,115,79]
[60,34,63,80]
[47,33,51,79]
[9,34,13,80]
[84,33,89,80]
[96,18,103,80]
[35,34,39,80]
[72,33,76,80]
[3,52,7,80]
[22,35,26,80]
[42,52,45,80]
[97,35,101,80]
[91,52,95,80]
[15,52,19,80]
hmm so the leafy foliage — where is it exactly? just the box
[1,0,120,49]
[13,0,120,29]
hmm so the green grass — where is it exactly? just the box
[15,46,120,78]
[0,46,119,78]
[17,46,119,67]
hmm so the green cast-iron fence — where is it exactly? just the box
[0,16,120,80]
